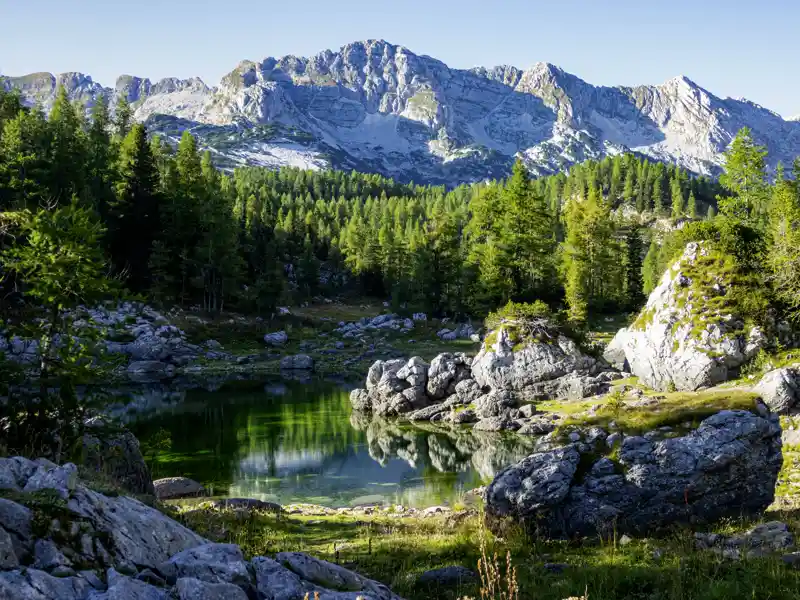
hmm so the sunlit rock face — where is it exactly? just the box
[6,40,800,184]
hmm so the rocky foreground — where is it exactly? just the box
[0,457,403,600]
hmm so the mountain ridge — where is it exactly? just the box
[3,39,799,185]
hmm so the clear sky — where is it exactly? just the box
[1,0,798,117]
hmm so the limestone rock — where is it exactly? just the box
[175,577,248,600]
[608,242,770,391]
[754,366,800,414]
[160,543,250,586]
[0,526,19,569]
[67,486,205,569]
[471,320,604,399]
[427,353,472,400]
[0,568,92,600]
[107,568,167,600]
[23,463,78,499]
[485,409,783,538]
[252,556,312,600]
[263,331,288,346]
[277,551,401,600]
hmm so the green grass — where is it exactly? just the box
[556,390,760,435]
[171,495,800,600]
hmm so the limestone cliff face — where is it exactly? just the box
[5,40,800,184]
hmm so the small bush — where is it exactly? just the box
[485,300,552,331]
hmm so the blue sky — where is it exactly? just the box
[1,0,798,117]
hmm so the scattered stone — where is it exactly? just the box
[209,498,282,513]
[263,331,289,346]
[153,477,206,500]
[280,354,314,370]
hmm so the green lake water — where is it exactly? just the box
[125,378,536,508]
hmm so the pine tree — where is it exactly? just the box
[671,178,685,218]
[114,96,132,140]
[687,191,697,219]
[717,127,769,223]
[110,123,160,291]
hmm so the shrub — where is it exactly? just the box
[485,300,552,331]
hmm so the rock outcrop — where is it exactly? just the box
[472,317,618,401]
[0,456,404,600]
[606,243,768,391]
[484,406,783,538]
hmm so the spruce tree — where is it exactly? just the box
[110,123,160,291]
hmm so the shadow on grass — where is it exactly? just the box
[175,508,800,600]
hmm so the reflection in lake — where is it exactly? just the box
[126,378,534,508]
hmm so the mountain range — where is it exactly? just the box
[3,39,800,186]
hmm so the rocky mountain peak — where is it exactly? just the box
[4,40,800,185]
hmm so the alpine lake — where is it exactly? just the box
[120,376,535,508]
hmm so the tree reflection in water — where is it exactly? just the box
[128,378,534,507]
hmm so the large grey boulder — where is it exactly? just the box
[471,320,604,399]
[485,407,783,538]
[81,417,155,496]
[607,242,769,392]
[754,366,800,414]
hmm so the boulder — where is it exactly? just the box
[81,417,155,496]
[355,357,434,417]
[472,319,604,399]
[485,408,782,538]
[175,577,248,600]
[280,354,314,370]
[427,353,472,400]
[160,543,250,586]
[107,568,168,599]
[607,242,770,392]
[276,551,402,600]
[153,477,205,500]
[264,331,289,346]
[754,366,800,414]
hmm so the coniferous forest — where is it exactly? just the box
[0,86,747,324]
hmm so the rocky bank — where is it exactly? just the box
[0,456,404,599]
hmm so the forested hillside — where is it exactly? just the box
[3,85,794,326]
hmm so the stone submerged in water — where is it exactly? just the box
[484,408,783,539]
